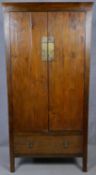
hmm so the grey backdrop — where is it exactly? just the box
[0,0,96,146]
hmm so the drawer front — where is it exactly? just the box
[14,135,83,155]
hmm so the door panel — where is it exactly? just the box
[10,12,48,132]
[48,12,85,131]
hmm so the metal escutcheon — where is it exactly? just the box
[63,140,70,148]
[41,36,47,61]
[41,36,54,61]
[48,36,54,61]
[28,142,33,149]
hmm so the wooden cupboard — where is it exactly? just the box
[2,2,93,172]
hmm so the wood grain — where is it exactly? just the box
[29,12,48,132]
[14,135,83,155]
[10,12,48,132]
[48,12,85,131]
[83,9,93,172]
[2,2,93,12]
[2,2,93,172]
[4,12,15,172]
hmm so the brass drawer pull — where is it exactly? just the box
[27,142,33,149]
[63,141,70,148]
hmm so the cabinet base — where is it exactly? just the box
[10,154,87,172]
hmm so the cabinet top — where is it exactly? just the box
[2,2,94,12]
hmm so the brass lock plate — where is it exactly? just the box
[48,36,54,61]
[41,36,47,61]
[41,36,54,61]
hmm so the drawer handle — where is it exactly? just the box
[27,142,33,149]
[63,141,70,148]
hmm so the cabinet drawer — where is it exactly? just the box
[14,135,83,155]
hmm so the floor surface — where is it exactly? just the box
[0,145,96,175]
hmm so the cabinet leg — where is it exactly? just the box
[10,155,15,172]
[82,156,87,172]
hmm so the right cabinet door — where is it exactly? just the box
[48,12,85,131]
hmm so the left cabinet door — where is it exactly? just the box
[10,12,48,133]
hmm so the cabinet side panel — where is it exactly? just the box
[83,10,93,171]
[3,12,15,170]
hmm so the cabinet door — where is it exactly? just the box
[10,12,48,132]
[48,12,85,131]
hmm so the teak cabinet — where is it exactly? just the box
[2,2,93,172]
